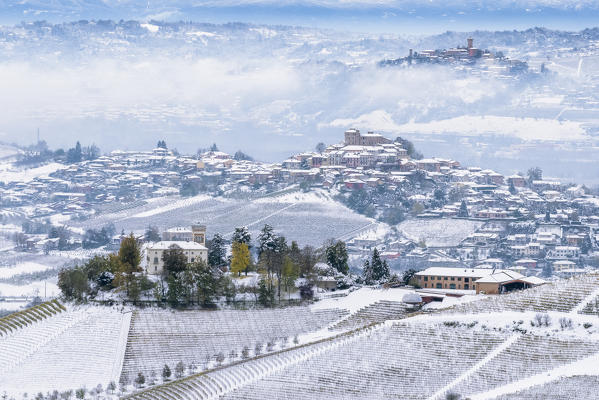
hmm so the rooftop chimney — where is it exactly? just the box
[467,38,473,49]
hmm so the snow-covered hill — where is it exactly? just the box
[119,273,599,400]
[4,274,599,398]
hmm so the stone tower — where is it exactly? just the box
[191,224,206,246]
[344,128,361,145]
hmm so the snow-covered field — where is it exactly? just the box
[351,223,391,243]
[3,273,599,399]
[0,255,70,300]
[130,194,212,218]
[123,274,599,400]
[397,218,484,247]
[0,305,131,396]
[71,191,372,247]
[0,300,29,312]
[0,144,20,160]
[312,287,414,313]
[0,261,53,279]
[0,280,59,297]
[0,162,66,183]
[122,306,348,379]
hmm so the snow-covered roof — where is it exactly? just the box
[474,270,525,283]
[415,267,503,278]
[553,260,576,265]
[164,227,192,233]
[521,276,546,285]
[515,258,537,264]
[147,241,207,250]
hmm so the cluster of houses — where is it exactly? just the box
[3,127,599,284]
[347,209,597,283]
[380,38,530,76]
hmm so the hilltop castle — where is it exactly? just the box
[344,129,392,146]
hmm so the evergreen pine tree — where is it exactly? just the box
[257,224,277,257]
[119,234,141,269]
[66,141,83,163]
[134,372,145,388]
[381,259,390,282]
[162,244,187,277]
[363,249,390,284]
[458,200,469,218]
[581,234,592,254]
[232,226,251,248]
[258,277,274,307]
[144,225,161,242]
[326,240,349,275]
[371,248,383,280]
[162,364,171,381]
[542,263,553,278]
[74,141,82,162]
[288,241,302,269]
[208,233,227,268]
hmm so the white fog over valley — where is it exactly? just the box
[1,22,598,182]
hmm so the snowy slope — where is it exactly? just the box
[0,305,131,396]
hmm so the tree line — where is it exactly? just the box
[16,139,101,166]
[198,224,350,307]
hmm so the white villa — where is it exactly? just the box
[146,224,208,274]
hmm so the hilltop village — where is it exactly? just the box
[380,38,531,75]
[1,127,599,293]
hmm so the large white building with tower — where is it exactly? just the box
[146,224,208,274]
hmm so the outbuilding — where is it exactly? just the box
[474,271,545,294]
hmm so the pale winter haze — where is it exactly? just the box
[1,21,599,181]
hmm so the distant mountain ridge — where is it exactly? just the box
[1,20,598,59]
[1,0,599,29]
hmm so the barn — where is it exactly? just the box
[474,271,545,294]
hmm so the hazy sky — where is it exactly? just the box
[2,1,599,34]
[159,6,599,35]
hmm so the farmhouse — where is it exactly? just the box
[415,267,493,291]
[415,267,545,294]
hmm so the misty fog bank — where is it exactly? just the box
[0,21,598,183]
